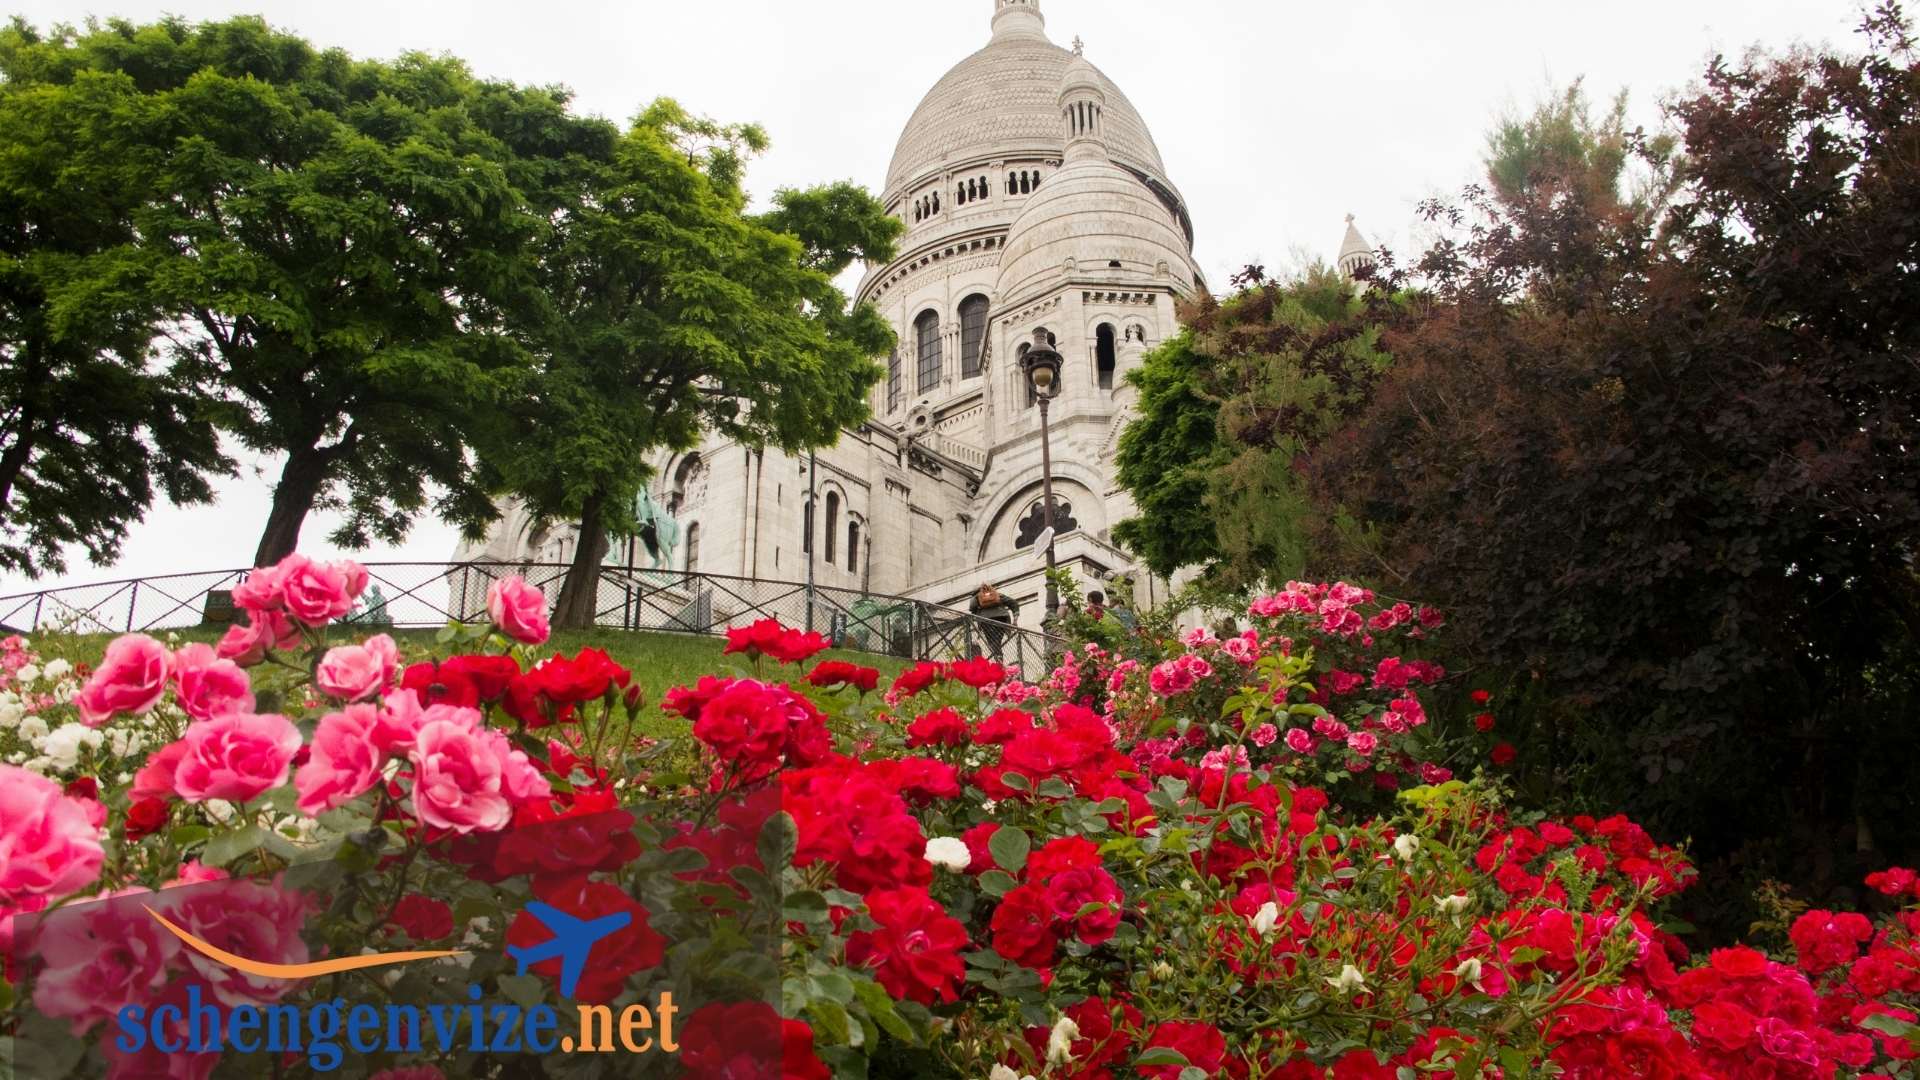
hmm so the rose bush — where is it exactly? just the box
[0,557,1915,1078]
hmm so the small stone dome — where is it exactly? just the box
[884,29,1172,201]
[994,160,1193,306]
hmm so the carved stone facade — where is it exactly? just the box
[459,1,1213,630]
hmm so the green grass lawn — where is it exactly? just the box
[24,626,912,749]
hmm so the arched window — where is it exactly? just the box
[886,346,902,412]
[1019,171,1031,195]
[932,191,940,213]
[915,310,942,392]
[1096,323,1117,390]
[802,496,813,554]
[846,519,861,572]
[685,523,701,572]
[1018,342,1035,408]
[824,492,840,564]
[1015,499,1079,548]
[958,295,990,379]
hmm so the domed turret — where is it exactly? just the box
[1338,214,1375,279]
[991,0,1046,42]
[994,45,1194,306]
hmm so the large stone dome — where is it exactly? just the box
[884,32,1173,201]
[995,158,1193,306]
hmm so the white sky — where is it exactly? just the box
[3,0,1863,595]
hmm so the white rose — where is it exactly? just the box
[1250,900,1281,937]
[43,658,71,681]
[989,1067,1034,1080]
[1326,963,1368,995]
[1436,893,1472,917]
[0,701,23,731]
[41,724,101,771]
[16,715,48,742]
[1453,956,1487,992]
[1046,1015,1080,1064]
[15,664,39,684]
[924,836,972,872]
[1393,833,1421,862]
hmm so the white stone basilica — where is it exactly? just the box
[458,0,1365,631]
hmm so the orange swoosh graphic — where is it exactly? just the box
[146,906,465,980]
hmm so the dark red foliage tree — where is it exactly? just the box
[1306,6,1920,905]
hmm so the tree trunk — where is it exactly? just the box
[553,490,611,630]
[0,426,34,521]
[253,445,333,567]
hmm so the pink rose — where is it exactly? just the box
[1284,728,1315,754]
[131,741,189,803]
[0,764,105,903]
[31,889,179,1034]
[73,633,171,727]
[409,715,549,834]
[230,563,287,613]
[295,705,386,816]
[277,554,369,627]
[372,690,427,755]
[171,713,302,804]
[215,609,301,667]
[487,576,551,645]
[164,879,310,1006]
[315,634,399,702]
[172,644,255,721]
[1346,730,1379,756]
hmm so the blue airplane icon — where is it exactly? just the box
[506,901,631,1000]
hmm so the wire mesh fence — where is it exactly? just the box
[0,563,1064,674]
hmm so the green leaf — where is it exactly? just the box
[852,979,914,1043]
[1135,1047,1193,1066]
[807,998,856,1048]
[999,771,1032,793]
[758,812,798,871]
[498,974,547,1009]
[201,824,267,869]
[978,870,1017,898]
[989,827,1031,874]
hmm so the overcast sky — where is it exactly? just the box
[2,0,1863,596]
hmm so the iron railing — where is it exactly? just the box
[0,562,1063,674]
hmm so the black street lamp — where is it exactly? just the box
[1022,328,1064,620]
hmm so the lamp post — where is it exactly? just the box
[1022,328,1064,621]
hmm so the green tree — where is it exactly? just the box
[6,16,616,567]
[1484,79,1681,216]
[0,19,230,577]
[475,105,899,628]
[1113,265,1390,590]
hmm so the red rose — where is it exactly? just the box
[945,656,1006,689]
[1140,1022,1231,1080]
[890,661,944,699]
[990,884,1058,969]
[961,822,1000,876]
[124,798,169,842]
[1706,946,1768,979]
[724,619,830,666]
[675,1001,783,1079]
[505,878,662,1003]
[1490,742,1517,766]
[1789,910,1873,975]
[663,675,731,721]
[1045,865,1123,945]
[1024,997,1143,1078]
[693,679,832,784]
[388,895,454,942]
[845,886,969,1005]
[974,708,1034,745]
[906,707,971,749]
[531,648,631,705]
[63,777,98,801]
[1866,867,1919,897]
[401,661,480,709]
[1470,689,1491,705]
[1473,712,1496,733]
[783,1019,830,1080]
[493,807,642,883]
[439,654,521,702]
[805,660,879,693]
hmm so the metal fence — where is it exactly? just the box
[0,562,1063,674]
